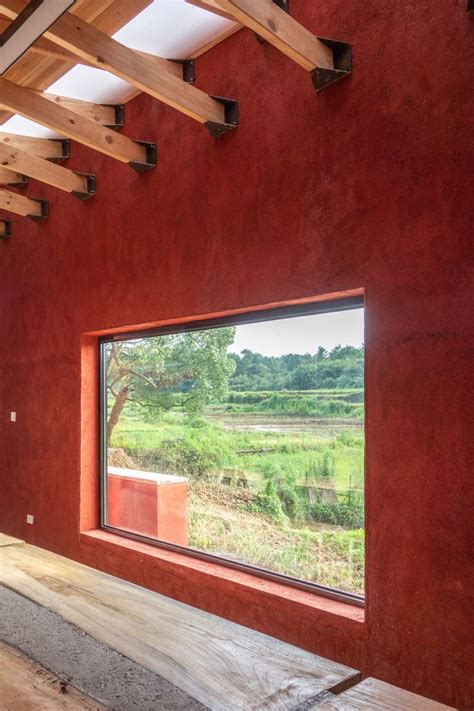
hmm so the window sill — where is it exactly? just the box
[80,529,366,630]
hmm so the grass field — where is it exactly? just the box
[109,389,365,595]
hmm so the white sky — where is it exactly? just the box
[229,308,364,357]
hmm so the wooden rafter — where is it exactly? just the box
[36,92,123,128]
[185,0,238,22]
[0,166,27,185]
[0,78,155,170]
[187,0,351,91]
[0,187,47,220]
[0,142,95,199]
[0,0,151,126]
[0,1,237,134]
[0,132,68,161]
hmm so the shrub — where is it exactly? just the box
[310,502,364,528]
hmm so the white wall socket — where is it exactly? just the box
[26,514,34,525]
[10,412,16,422]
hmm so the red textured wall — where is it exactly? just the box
[0,1,473,707]
[106,473,188,545]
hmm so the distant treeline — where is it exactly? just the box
[228,345,364,391]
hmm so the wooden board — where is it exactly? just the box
[0,642,103,710]
[315,677,455,710]
[0,544,360,711]
[0,533,23,547]
[0,0,241,124]
[0,0,152,125]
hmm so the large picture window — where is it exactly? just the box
[100,298,365,604]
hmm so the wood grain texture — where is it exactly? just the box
[0,0,151,126]
[0,166,26,184]
[0,143,90,195]
[0,642,103,710]
[0,532,23,547]
[0,78,146,165]
[0,187,44,217]
[0,132,65,159]
[203,0,334,70]
[38,10,227,124]
[314,678,455,710]
[0,0,239,126]
[0,544,360,711]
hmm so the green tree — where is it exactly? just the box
[106,328,236,445]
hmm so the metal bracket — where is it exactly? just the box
[311,37,352,92]
[9,174,28,188]
[0,219,11,239]
[27,200,49,222]
[102,104,125,129]
[204,96,239,139]
[49,138,70,164]
[129,141,157,173]
[72,173,96,201]
[169,59,196,84]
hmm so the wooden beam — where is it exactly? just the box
[0,218,12,238]
[46,14,233,128]
[36,92,123,128]
[0,79,155,169]
[191,0,351,91]
[0,187,47,220]
[185,0,238,22]
[0,132,68,161]
[0,166,27,185]
[0,142,95,198]
[208,0,333,70]
[0,1,236,131]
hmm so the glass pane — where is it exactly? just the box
[103,307,364,596]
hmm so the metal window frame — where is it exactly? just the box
[99,295,365,608]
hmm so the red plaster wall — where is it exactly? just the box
[106,474,188,545]
[0,1,473,707]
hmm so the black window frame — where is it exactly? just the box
[99,295,365,608]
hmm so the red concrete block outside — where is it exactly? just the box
[106,467,188,546]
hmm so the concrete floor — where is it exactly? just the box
[0,585,206,711]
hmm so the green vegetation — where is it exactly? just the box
[107,334,365,596]
[229,345,364,391]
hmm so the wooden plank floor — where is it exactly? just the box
[0,543,360,711]
[0,533,24,548]
[0,641,103,710]
[314,677,455,710]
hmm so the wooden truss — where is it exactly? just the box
[187,0,351,91]
[0,0,351,234]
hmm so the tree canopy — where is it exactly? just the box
[228,345,364,391]
[106,328,236,442]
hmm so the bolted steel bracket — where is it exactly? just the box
[102,104,125,129]
[49,138,70,164]
[169,59,196,84]
[27,200,49,222]
[204,96,238,138]
[129,141,158,173]
[72,173,96,200]
[0,219,11,239]
[311,37,352,92]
